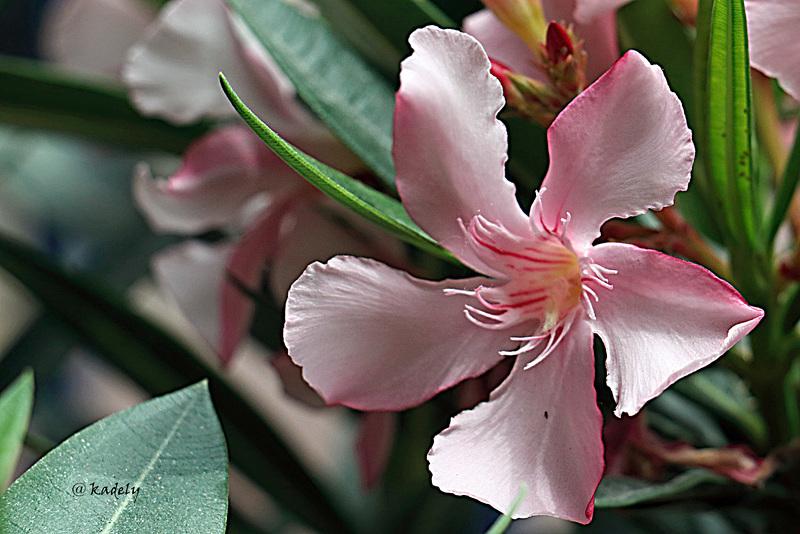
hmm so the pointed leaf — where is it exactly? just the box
[0,382,228,532]
[220,74,457,264]
[0,55,207,153]
[703,0,757,245]
[0,370,33,491]
[595,469,728,508]
[228,0,397,186]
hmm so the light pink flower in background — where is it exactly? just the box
[284,27,764,522]
[137,126,402,365]
[39,0,155,79]
[465,0,619,86]
[745,0,800,101]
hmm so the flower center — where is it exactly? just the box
[452,215,583,338]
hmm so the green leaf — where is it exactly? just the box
[220,73,457,264]
[595,469,728,508]
[701,0,757,245]
[0,382,228,532]
[0,233,353,534]
[767,124,800,243]
[671,367,768,449]
[484,483,527,534]
[228,0,397,187]
[0,55,207,153]
[648,390,728,448]
[0,370,33,491]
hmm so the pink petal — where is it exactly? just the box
[284,256,519,410]
[463,10,544,81]
[268,201,406,302]
[573,0,633,24]
[270,350,326,408]
[393,27,532,272]
[152,240,233,350]
[539,51,694,253]
[124,0,294,125]
[588,243,764,417]
[133,126,295,234]
[745,0,800,101]
[39,0,154,79]
[428,319,603,523]
[356,411,397,489]
[220,197,295,365]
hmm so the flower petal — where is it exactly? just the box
[394,26,531,271]
[124,0,291,124]
[133,126,294,234]
[428,319,603,523]
[573,0,633,24]
[356,411,397,489]
[284,256,518,410]
[220,198,293,365]
[463,10,544,81]
[588,243,764,417]
[39,0,154,79]
[268,201,406,302]
[538,50,694,253]
[152,240,233,350]
[745,0,800,101]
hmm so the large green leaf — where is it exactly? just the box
[0,233,353,534]
[700,0,757,245]
[221,74,457,264]
[0,382,228,532]
[0,56,207,153]
[228,0,397,187]
[0,370,33,491]
[595,469,728,508]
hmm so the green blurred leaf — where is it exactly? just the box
[228,0,397,187]
[0,55,207,153]
[767,125,800,243]
[595,469,728,508]
[671,367,768,449]
[701,0,757,245]
[221,73,457,264]
[648,390,728,448]
[0,233,353,534]
[0,370,33,491]
[0,382,228,532]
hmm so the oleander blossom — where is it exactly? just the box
[284,27,763,522]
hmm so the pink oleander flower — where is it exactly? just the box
[284,27,764,522]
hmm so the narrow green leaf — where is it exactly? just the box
[704,0,757,244]
[671,368,768,449]
[0,233,353,534]
[0,382,228,532]
[0,55,207,153]
[228,0,397,187]
[767,125,800,243]
[220,73,457,264]
[484,483,527,534]
[0,370,33,491]
[595,470,728,508]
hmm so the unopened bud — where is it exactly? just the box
[490,58,525,108]
[482,0,548,54]
[544,22,573,65]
